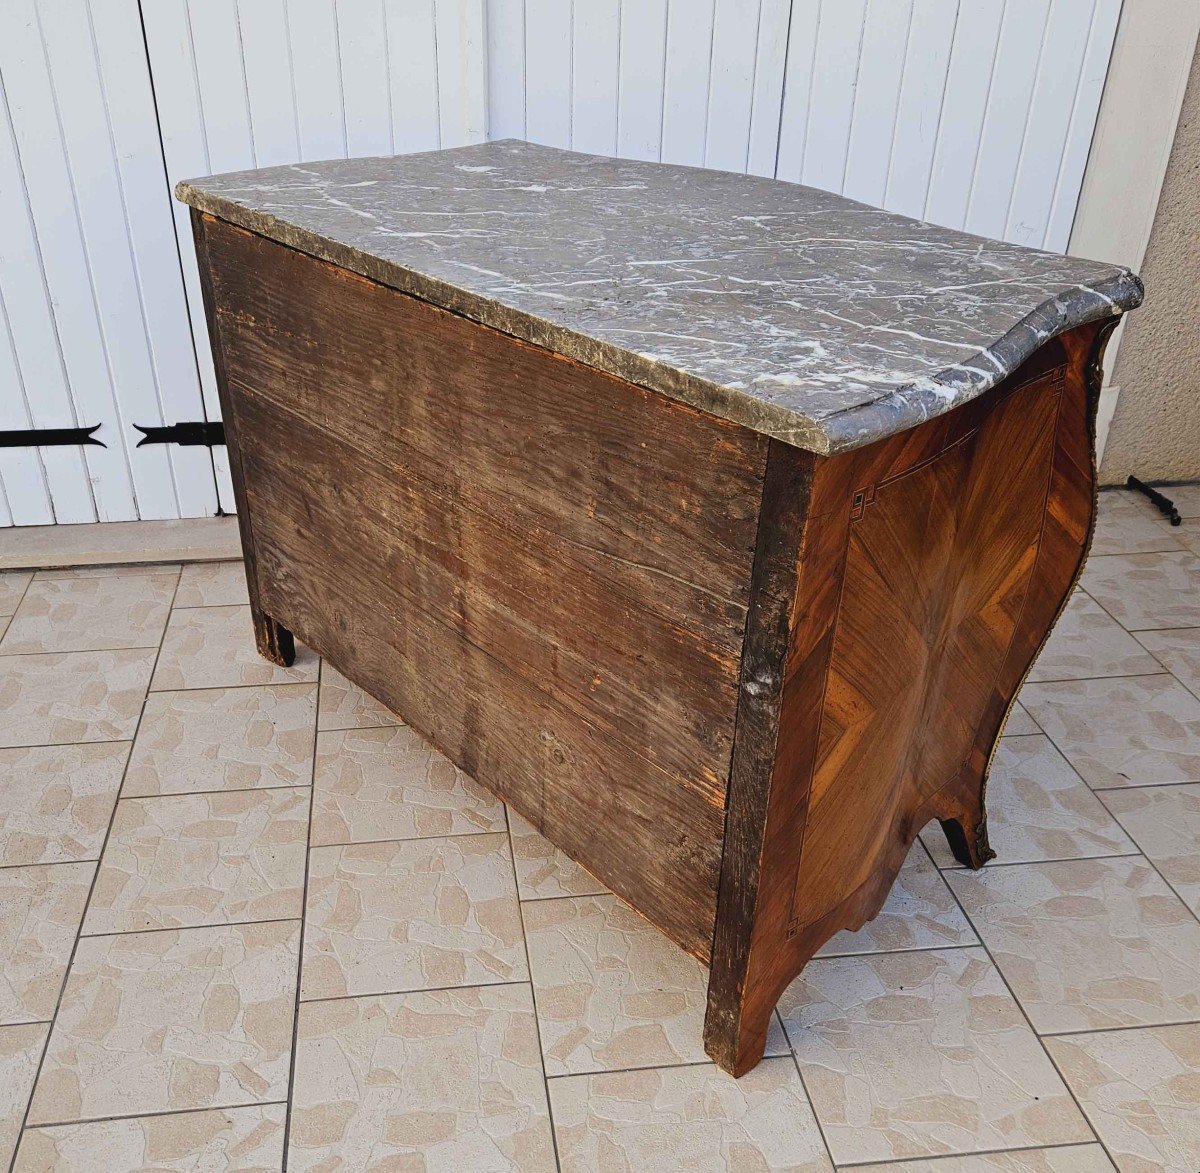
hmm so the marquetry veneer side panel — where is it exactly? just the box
[196,214,769,959]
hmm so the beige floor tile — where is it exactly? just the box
[1167,517,1200,556]
[0,573,176,655]
[0,649,155,747]
[549,1056,832,1173]
[15,1103,287,1171]
[316,664,400,730]
[1081,551,1200,631]
[1133,627,1200,699]
[311,725,505,847]
[152,606,317,691]
[860,1144,1115,1172]
[1161,483,1200,517]
[34,564,183,581]
[815,846,977,956]
[1047,1023,1200,1173]
[302,834,526,1001]
[0,743,129,866]
[523,892,787,1077]
[0,571,32,616]
[509,810,608,901]
[921,736,1136,867]
[173,561,250,608]
[289,984,555,1171]
[29,921,299,1124]
[1100,784,1200,914]
[123,684,316,797]
[0,862,93,1025]
[1028,592,1162,682]
[1022,674,1200,788]
[1090,493,1184,557]
[947,857,1200,1033]
[0,1023,49,1169]
[779,947,1089,1165]
[1005,702,1042,736]
[84,788,309,934]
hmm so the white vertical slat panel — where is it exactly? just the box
[745,0,793,177]
[0,285,54,526]
[524,0,571,147]
[884,0,958,218]
[287,0,346,160]
[572,0,620,156]
[1043,0,1122,250]
[801,0,867,192]
[660,0,716,166]
[238,0,302,167]
[338,0,394,157]
[923,0,1005,227]
[841,0,912,207]
[1,1,105,524]
[774,0,821,183]
[433,0,488,147]
[964,0,1054,239]
[487,0,525,140]
[704,0,760,172]
[617,0,668,161]
[387,0,441,153]
[139,0,235,514]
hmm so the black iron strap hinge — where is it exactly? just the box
[0,425,105,448]
[134,421,226,448]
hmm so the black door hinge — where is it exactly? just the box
[0,425,105,448]
[1126,475,1182,526]
[134,421,226,447]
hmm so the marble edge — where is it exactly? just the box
[176,175,1143,456]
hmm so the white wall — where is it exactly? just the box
[1,0,1125,526]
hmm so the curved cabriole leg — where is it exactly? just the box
[251,607,296,667]
[939,811,996,870]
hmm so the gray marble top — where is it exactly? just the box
[178,140,1142,455]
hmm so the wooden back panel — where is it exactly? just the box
[196,215,769,959]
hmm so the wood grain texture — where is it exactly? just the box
[705,320,1110,1075]
[194,213,767,959]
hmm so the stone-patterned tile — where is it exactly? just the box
[861,1144,1115,1172]
[0,862,94,1025]
[1080,551,1200,631]
[779,947,1089,1165]
[152,605,317,691]
[1168,517,1200,556]
[1022,674,1200,788]
[312,725,505,847]
[549,1056,832,1173]
[815,846,977,956]
[302,834,526,1001]
[1101,784,1200,914]
[0,573,176,654]
[15,1103,287,1171]
[1047,1023,1200,1173]
[84,788,309,934]
[123,684,316,798]
[0,649,155,747]
[947,857,1200,1034]
[1029,591,1162,682]
[316,664,400,730]
[922,736,1136,867]
[1090,492,1184,557]
[1133,627,1200,699]
[29,921,299,1124]
[0,570,31,616]
[523,892,787,1076]
[1005,701,1041,736]
[0,743,129,866]
[509,810,608,901]
[289,985,555,1171]
[0,1023,49,1169]
[1162,483,1200,518]
[173,560,250,608]
[34,564,182,581]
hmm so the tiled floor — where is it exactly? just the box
[0,488,1198,1171]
